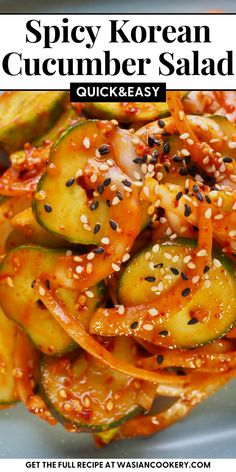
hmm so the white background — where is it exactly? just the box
[0,14,235,89]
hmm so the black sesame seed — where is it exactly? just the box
[145,276,156,282]
[196,192,204,202]
[192,185,199,193]
[130,321,138,330]
[154,263,164,268]
[31,280,36,288]
[223,157,233,163]
[181,272,189,281]
[93,223,101,235]
[97,184,104,195]
[98,144,110,155]
[203,265,210,273]
[103,178,111,187]
[188,165,197,177]
[142,154,148,162]
[148,136,155,147]
[187,317,198,325]
[176,191,183,202]
[185,188,190,195]
[116,191,123,201]
[66,178,75,187]
[45,279,50,289]
[158,119,165,128]
[156,207,165,219]
[164,164,170,173]
[179,167,188,176]
[192,225,199,232]
[184,204,191,217]
[106,199,111,207]
[122,179,132,187]
[205,195,212,204]
[36,299,46,310]
[182,287,191,297]
[44,204,52,213]
[159,330,169,337]
[156,354,164,365]
[133,157,143,164]
[93,247,105,254]
[184,156,191,165]
[163,142,170,154]
[90,200,99,211]
[109,219,118,231]
[173,155,182,163]
[170,267,179,275]
[177,369,186,376]
[204,175,216,187]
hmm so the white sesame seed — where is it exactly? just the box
[205,208,212,219]
[110,184,117,191]
[87,252,95,260]
[213,258,222,268]
[164,252,172,260]
[192,275,200,284]
[172,255,180,263]
[187,138,194,146]
[180,133,190,140]
[152,244,160,253]
[179,111,184,121]
[143,186,150,197]
[122,253,130,263]
[6,277,14,288]
[229,230,236,237]
[148,308,158,316]
[35,190,46,201]
[112,196,120,205]
[228,141,236,149]
[95,149,101,158]
[90,173,97,183]
[117,305,125,315]
[204,280,211,289]
[197,249,207,257]
[85,290,94,298]
[141,163,147,174]
[75,265,83,274]
[106,399,114,411]
[157,282,164,291]
[66,250,72,257]
[160,217,167,224]
[181,148,190,157]
[145,252,151,260]
[80,214,88,224]
[217,197,223,207]
[75,168,83,178]
[134,171,141,180]
[74,256,83,262]
[39,287,45,297]
[214,214,224,220]
[187,262,196,269]
[83,137,90,149]
[107,159,114,166]
[84,224,91,231]
[203,156,210,165]
[101,237,110,245]
[232,202,236,211]
[184,255,192,263]
[143,323,154,331]
[157,172,163,182]
[112,263,120,272]
[99,163,109,171]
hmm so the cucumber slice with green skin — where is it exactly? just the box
[41,337,143,432]
[34,106,79,147]
[0,91,67,154]
[0,246,104,355]
[33,120,148,244]
[118,239,236,349]
[84,93,188,123]
[0,307,17,405]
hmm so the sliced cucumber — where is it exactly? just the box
[34,106,79,147]
[0,307,17,404]
[0,246,104,355]
[210,115,236,159]
[84,93,188,123]
[0,91,67,154]
[118,239,236,348]
[33,120,147,244]
[41,337,143,432]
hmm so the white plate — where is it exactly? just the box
[0,0,236,459]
